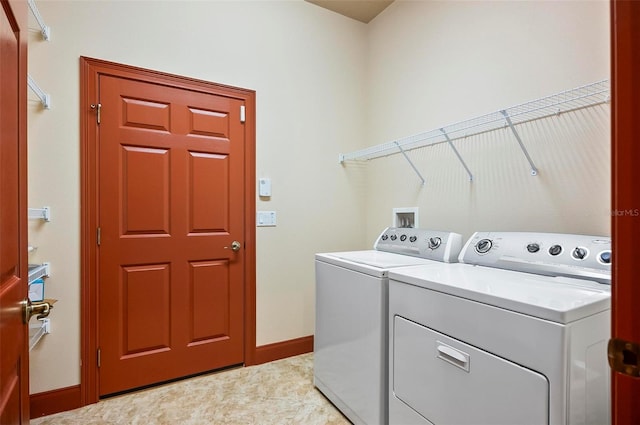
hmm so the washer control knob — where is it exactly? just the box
[390,235,397,241]
[409,236,417,243]
[599,250,612,264]
[572,247,588,260]
[549,245,562,256]
[381,235,388,241]
[400,235,407,242]
[475,238,492,254]
[526,243,540,253]
[428,237,442,250]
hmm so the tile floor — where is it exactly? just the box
[30,353,350,425]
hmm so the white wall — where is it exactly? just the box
[27,0,368,394]
[27,0,610,396]
[363,0,610,242]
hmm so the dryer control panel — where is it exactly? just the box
[460,232,611,284]
[374,227,463,263]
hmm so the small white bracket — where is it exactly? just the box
[394,141,426,186]
[28,206,51,221]
[500,110,539,176]
[28,0,51,41]
[27,75,51,109]
[29,318,51,351]
[440,129,473,182]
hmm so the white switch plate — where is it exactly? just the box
[257,211,276,226]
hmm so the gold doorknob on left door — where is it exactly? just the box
[23,299,53,324]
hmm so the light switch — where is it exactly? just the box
[259,178,272,197]
[257,211,276,227]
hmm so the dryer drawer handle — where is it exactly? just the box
[437,342,470,372]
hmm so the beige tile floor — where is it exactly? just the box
[31,353,351,425]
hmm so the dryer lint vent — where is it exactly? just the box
[393,207,418,228]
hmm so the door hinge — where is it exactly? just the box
[608,337,640,377]
[97,348,101,368]
[97,227,101,246]
[240,105,245,123]
[90,103,101,124]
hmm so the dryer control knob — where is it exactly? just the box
[409,236,417,243]
[475,238,492,254]
[428,237,442,250]
[599,250,612,264]
[390,235,397,241]
[549,245,563,256]
[572,247,588,260]
[400,235,407,242]
[526,243,540,253]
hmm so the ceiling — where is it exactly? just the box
[305,0,395,23]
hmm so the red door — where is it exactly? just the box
[96,74,246,395]
[0,0,29,422]
[610,1,640,423]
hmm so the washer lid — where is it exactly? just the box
[389,263,611,324]
[316,250,438,277]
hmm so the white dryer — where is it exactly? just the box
[388,232,612,425]
[314,227,463,425]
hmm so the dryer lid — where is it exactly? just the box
[389,263,610,324]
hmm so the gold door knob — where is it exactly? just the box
[23,299,53,324]
[230,241,241,252]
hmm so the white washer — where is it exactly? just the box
[388,232,612,425]
[314,227,463,425]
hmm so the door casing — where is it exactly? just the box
[79,57,257,405]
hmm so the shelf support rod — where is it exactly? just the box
[27,74,51,109]
[394,142,425,186]
[501,110,539,176]
[28,0,51,40]
[440,129,473,182]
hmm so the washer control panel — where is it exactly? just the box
[374,227,463,263]
[460,231,611,284]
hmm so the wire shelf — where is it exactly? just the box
[339,79,610,163]
[28,206,51,221]
[28,263,50,284]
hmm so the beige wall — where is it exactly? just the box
[362,0,610,242]
[27,0,610,395]
[27,0,368,394]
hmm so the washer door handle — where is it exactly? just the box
[437,341,470,372]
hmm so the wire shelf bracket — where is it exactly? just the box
[28,0,51,41]
[27,74,51,109]
[395,141,426,186]
[500,110,539,176]
[338,79,610,182]
[440,129,473,182]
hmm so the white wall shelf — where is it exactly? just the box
[28,206,51,221]
[28,262,50,284]
[29,318,51,351]
[339,79,610,183]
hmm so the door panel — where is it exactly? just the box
[98,74,245,396]
[0,0,28,422]
[610,1,640,423]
